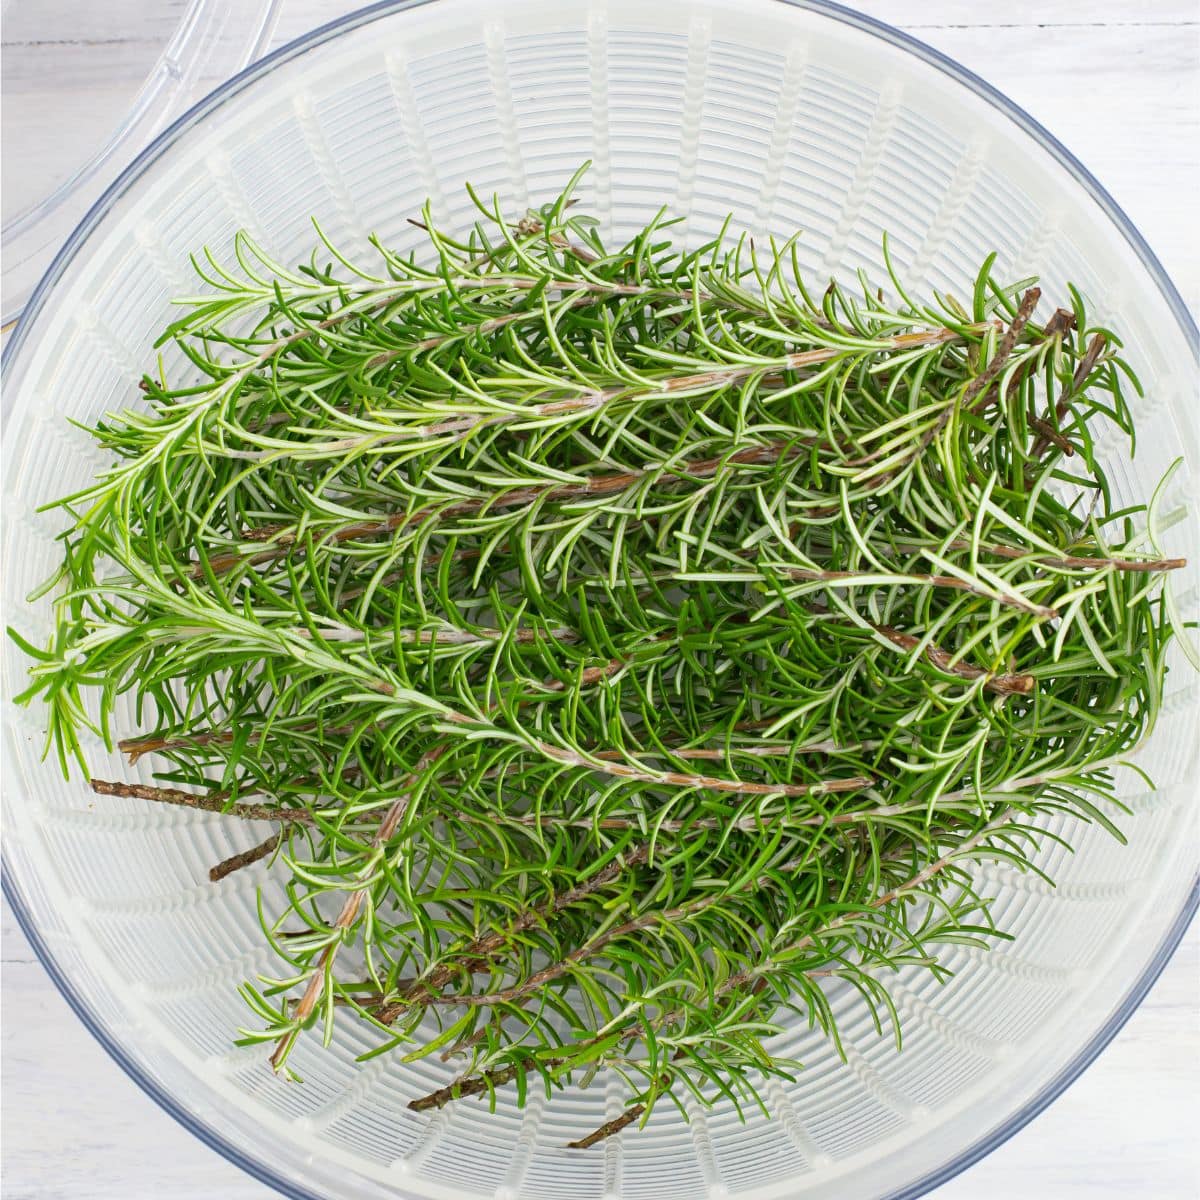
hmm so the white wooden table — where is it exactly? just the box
[3,2,1198,1197]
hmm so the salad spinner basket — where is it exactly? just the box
[3,2,1197,1198]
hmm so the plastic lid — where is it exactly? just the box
[1,0,282,325]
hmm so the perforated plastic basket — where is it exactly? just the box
[0,0,281,324]
[3,3,1197,1198]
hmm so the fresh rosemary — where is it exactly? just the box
[13,166,1191,1148]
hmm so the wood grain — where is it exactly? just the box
[852,0,1199,27]
[1,3,1196,1198]
[851,7,1200,315]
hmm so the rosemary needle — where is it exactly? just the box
[12,165,1190,1149]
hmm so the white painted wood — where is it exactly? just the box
[852,0,1199,28]
[3,901,1196,1199]
[852,4,1200,314]
[0,0,191,224]
[2,907,268,1200]
[2,3,1197,1198]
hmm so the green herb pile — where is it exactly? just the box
[14,168,1190,1147]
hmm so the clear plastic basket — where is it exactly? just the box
[2,3,1197,1198]
[0,0,280,325]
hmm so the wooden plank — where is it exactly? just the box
[855,19,1200,312]
[1,5,1196,1199]
[0,0,189,50]
[851,0,1198,28]
[1,927,269,1200]
[934,933,1200,1199]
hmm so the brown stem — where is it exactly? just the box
[118,729,242,765]
[417,829,908,1013]
[1029,331,1108,459]
[249,298,603,429]
[419,879,750,1009]
[513,216,601,265]
[938,302,1067,416]
[290,622,578,647]
[512,738,872,798]
[370,843,651,1022]
[960,288,1041,411]
[119,723,349,763]
[126,757,1059,844]
[871,624,1033,695]
[193,441,801,578]
[590,742,808,761]
[863,289,1042,505]
[567,1105,645,1150]
[566,1059,686,1149]
[963,305,1075,418]
[408,1064,524,1112]
[449,792,970,836]
[538,647,651,693]
[88,777,296,822]
[929,538,1184,574]
[1027,415,1074,456]
[209,831,282,882]
[407,810,1014,1113]
[782,294,1041,521]
[221,323,979,489]
[269,741,448,1071]
[1041,307,1077,340]
[785,526,1181,577]
[779,564,1056,618]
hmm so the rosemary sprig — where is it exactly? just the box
[12,167,1189,1149]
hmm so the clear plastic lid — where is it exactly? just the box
[1,0,283,325]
